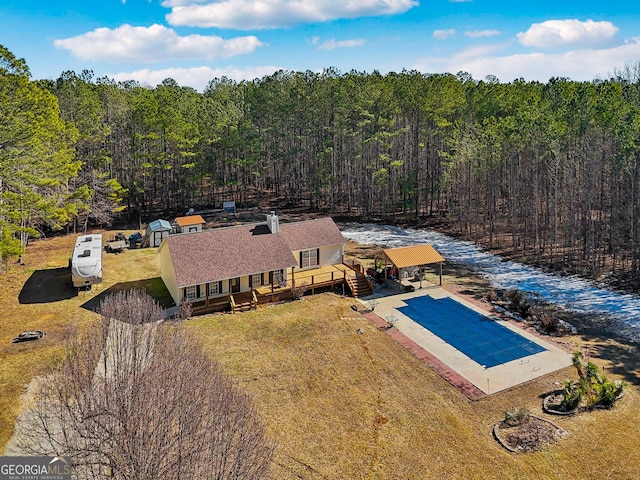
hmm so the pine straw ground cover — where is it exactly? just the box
[2,232,640,479]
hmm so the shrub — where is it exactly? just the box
[537,311,561,334]
[504,289,531,318]
[561,351,626,411]
[485,289,498,303]
[590,376,626,409]
[291,281,308,300]
[504,407,530,426]
[561,379,582,411]
[179,297,192,320]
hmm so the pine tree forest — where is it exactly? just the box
[6,43,640,289]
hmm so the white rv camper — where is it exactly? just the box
[71,234,103,288]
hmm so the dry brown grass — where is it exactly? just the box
[186,295,640,480]
[0,230,167,449]
[2,233,640,480]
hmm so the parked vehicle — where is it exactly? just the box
[70,234,103,288]
[128,232,143,249]
[106,232,127,253]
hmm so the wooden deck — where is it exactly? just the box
[190,263,361,315]
[256,264,353,295]
[292,263,353,292]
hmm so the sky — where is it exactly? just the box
[2,0,640,91]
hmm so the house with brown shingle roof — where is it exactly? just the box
[159,213,353,314]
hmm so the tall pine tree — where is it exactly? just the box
[0,45,80,268]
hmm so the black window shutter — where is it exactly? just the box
[316,248,320,266]
[218,281,223,293]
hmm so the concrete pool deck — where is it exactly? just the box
[359,283,573,397]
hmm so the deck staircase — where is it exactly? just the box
[230,291,258,313]
[346,273,373,298]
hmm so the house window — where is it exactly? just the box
[251,273,262,287]
[186,285,197,299]
[272,269,286,287]
[208,282,219,296]
[300,249,319,268]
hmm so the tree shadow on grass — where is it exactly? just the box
[19,268,78,304]
[580,337,640,387]
[80,277,175,313]
[567,312,640,386]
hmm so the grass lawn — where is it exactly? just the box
[2,232,640,479]
[185,296,640,480]
[0,230,171,449]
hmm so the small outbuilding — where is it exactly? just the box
[223,201,236,213]
[146,219,172,247]
[173,215,206,234]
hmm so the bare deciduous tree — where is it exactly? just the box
[179,296,192,320]
[71,168,127,233]
[14,290,274,479]
[99,288,164,326]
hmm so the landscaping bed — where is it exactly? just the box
[493,414,567,453]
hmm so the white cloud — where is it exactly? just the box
[433,29,455,40]
[451,43,510,61]
[163,0,419,29]
[54,24,262,62]
[465,29,501,38]
[413,37,640,82]
[107,65,283,91]
[315,38,365,50]
[517,19,618,49]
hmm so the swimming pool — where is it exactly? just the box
[397,296,546,368]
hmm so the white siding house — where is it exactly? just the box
[158,215,346,312]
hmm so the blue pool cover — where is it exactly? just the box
[397,296,546,368]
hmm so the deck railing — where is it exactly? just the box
[192,264,357,314]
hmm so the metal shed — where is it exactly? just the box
[146,219,172,247]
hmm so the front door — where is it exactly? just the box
[230,277,240,293]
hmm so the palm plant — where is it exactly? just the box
[572,351,586,379]
[560,379,582,411]
[590,376,626,408]
[561,351,626,411]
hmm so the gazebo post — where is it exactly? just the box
[439,262,443,286]
[384,254,389,279]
